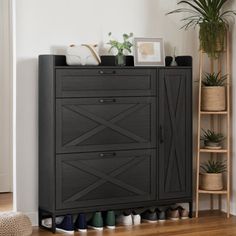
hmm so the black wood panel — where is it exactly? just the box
[56,149,156,210]
[56,97,156,153]
[56,68,156,97]
[158,69,192,200]
[38,55,56,212]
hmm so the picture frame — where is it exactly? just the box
[134,38,165,66]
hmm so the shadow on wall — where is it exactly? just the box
[16,58,38,212]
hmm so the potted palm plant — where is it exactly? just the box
[201,72,227,111]
[200,160,226,190]
[167,0,236,58]
[201,129,225,149]
[107,32,133,66]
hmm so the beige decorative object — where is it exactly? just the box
[200,173,223,191]
[201,86,226,111]
[0,212,32,236]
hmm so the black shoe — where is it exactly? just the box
[156,208,166,222]
[141,210,158,223]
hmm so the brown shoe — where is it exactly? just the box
[166,208,179,220]
[177,206,189,219]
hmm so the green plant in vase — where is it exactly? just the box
[201,72,227,111]
[200,129,225,149]
[201,159,226,174]
[107,32,133,66]
[167,0,236,58]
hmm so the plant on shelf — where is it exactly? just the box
[167,0,236,58]
[201,72,227,111]
[107,32,133,66]
[201,129,225,149]
[200,159,226,190]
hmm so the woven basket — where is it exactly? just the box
[201,86,226,111]
[200,173,223,190]
[0,212,32,236]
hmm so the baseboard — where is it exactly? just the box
[25,211,38,226]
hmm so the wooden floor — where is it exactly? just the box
[0,192,13,211]
[33,211,236,236]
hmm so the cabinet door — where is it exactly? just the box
[56,150,156,210]
[56,97,156,153]
[158,69,192,200]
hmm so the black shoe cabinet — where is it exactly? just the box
[39,55,192,232]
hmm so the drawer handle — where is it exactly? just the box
[99,152,116,157]
[99,70,116,75]
[99,99,116,103]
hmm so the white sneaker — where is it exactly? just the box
[116,214,132,226]
[132,214,141,225]
[41,217,64,228]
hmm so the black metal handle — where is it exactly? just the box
[99,152,116,157]
[99,98,116,103]
[99,70,116,75]
[159,125,164,143]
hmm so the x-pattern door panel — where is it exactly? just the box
[159,69,192,200]
[56,97,156,153]
[56,150,156,210]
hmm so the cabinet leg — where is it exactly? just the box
[52,215,56,233]
[189,202,193,218]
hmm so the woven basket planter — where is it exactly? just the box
[201,86,226,111]
[200,173,223,190]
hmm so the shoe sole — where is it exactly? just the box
[168,217,179,221]
[88,225,103,231]
[181,217,189,220]
[56,228,74,234]
[158,219,166,222]
[106,225,115,229]
[75,229,87,233]
[142,219,158,223]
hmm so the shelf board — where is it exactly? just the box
[199,149,228,153]
[198,189,228,195]
[200,111,228,115]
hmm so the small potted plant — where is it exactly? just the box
[167,0,236,58]
[201,72,227,111]
[201,129,225,149]
[200,160,226,190]
[107,32,133,66]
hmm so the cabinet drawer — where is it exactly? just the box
[56,68,156,97]
[56,97,156,153]
[56,149,156,210]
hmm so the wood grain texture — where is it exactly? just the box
[33,211,236,236]
[0,193,13,211]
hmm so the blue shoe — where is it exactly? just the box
[56,214,74,234]
[75,213,87,232]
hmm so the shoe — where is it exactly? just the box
[132,213,141,225]
[166,208,180,221]
[74,213,87,232]
[88,212,103,231]
[156,208,166,222]
[116,213,133,226]
[56,214,74,234]
[105,211,115,229]
[141,209,158,223]
[41,216,64,228]
[177,206,189,219]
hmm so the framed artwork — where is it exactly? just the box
[134,38,165,66]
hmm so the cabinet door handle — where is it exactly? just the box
[99,152,116,157]
[99,99,116,103]
[99,70,116,75]
[159,125,164,143]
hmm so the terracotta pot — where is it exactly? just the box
[201,86,226,111]
[200,173,223,190]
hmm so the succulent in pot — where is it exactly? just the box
[201,129,225,149]
[200,159,226,190]
[201,72,227,111]
[107,32,133,66]
[167,0,236,58]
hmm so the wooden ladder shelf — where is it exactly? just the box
[195,32,231,218]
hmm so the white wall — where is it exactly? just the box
[0,0,12,192]
[15,0,198,225]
